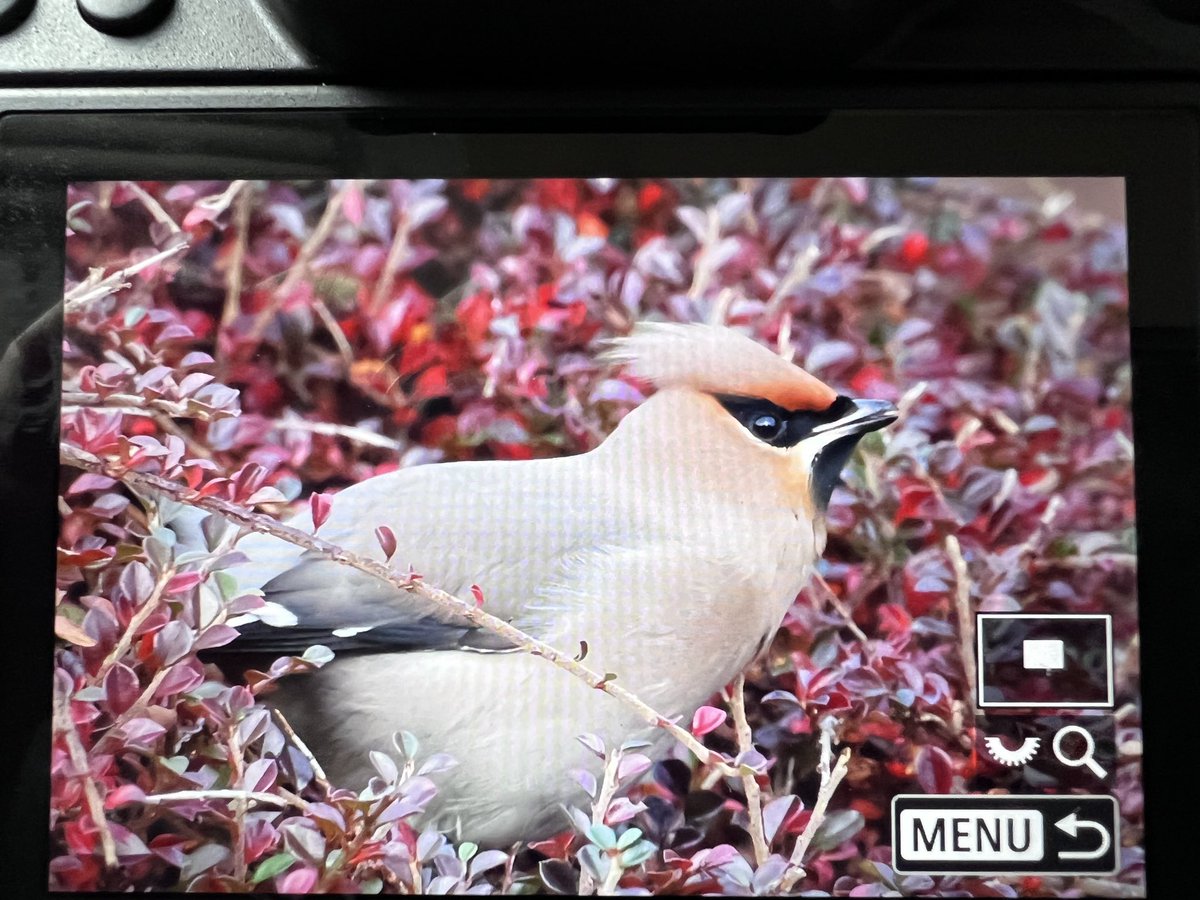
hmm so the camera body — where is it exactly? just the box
[3,3,1200,897]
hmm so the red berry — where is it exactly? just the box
[900,232,929,265]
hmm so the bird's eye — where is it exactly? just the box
[750,413,785,442]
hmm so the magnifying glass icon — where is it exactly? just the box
[1052,725,1107,779]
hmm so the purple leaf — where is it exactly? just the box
[104,663,140,716]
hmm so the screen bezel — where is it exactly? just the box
[2,107,1194,897]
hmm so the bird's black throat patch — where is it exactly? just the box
[810,433,863,511]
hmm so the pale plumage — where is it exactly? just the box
[196,322,897,846]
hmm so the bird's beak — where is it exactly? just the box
[804,397,899,511]
[810,397,899,441]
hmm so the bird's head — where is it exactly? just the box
[600,322,899,514]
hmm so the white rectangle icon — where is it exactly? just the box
[898,809,1044,862]
[1023,638,1065,670]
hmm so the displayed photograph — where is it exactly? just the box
[51,176,1140,895]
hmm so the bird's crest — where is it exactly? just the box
[601,322,837,411]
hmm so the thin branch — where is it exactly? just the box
[61,391,235,422]
[687,207,721,300]
[778,718,850,893]
[115,789,307,810]
[92,566,174,685]
[95,666,172,754]
[220,184,253,331]
[370,203,414,315]
[706,287,735,327]
[247,182,352,344]
[270,417,405,452]
[53,681,118,870]
[124,182,181,237]
[64,242,190,312]
[945,533,976,739]
[763,243,819,322]
[271,707,331,794]
[60,442,739,779]
[580,750,621,895]
[312,296,356,371]
[811,571,869,644]
[228,726,248,882]
[731,673,770,867]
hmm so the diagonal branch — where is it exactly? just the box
[53,679,118,870]
[59,442,739,779]
[778,717,850,893]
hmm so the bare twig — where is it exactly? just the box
[687,207,721,300]
[95,666,172,754]
[775,313,795,362]
[115,789,307,810]
[60,442,739,779]
[53,680,119,870]
[579,750,622,895]
[61,391,236,422]
[731,673,770,866]
[945,533,976,738]
[228,726,248,881]
[92,566,174,685]
[763,243,819,322]
[124,182,181,237]
[248,182,352,343]
[779,718,850,892]
[270,417,405,452]
[312,296,356,371]
[370,201,414,315]
[811,571,869,644]
[706,287,735,327]
[64,242,190,312]
[271,707,332,794]
[220,185,253,331]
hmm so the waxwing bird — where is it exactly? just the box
[195,322,898,846]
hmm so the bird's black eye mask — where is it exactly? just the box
[713,393,858,449]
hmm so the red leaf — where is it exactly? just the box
[690,705,726,737]
[310,492,333,531]
[915,744,956,794]
[104,663,140,716]
[375,526,397,560]
[470,584,485,607]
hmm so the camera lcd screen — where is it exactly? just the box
[50,176,1142,895]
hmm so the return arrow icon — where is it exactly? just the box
[1055,811,1111,861]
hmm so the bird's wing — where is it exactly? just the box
[228,554,520,654]
[221,455,590,656]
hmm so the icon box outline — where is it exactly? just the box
[976,613,1115,709]
[891,794,1120,876]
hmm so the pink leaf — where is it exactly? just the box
[470,584,485,607]
[166,571,203,594]
[278,867,318,894]
[310,493,333,531]
[104,784,146,810]
[193,625,240,651]
[375,525,397,560]
[691,705,726,737]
